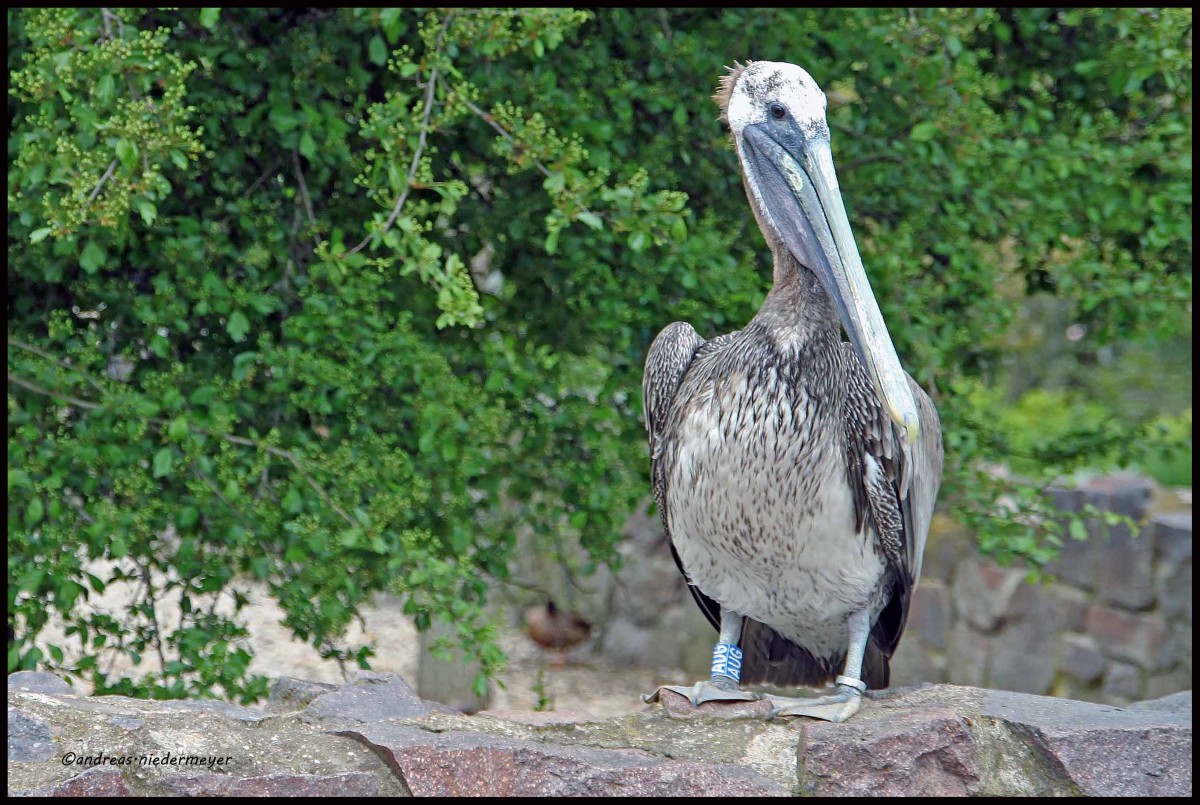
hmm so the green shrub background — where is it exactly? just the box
[8,8,1191,700]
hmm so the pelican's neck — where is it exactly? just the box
[754,247,841,351]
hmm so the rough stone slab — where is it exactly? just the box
[8,708,56,761]
[268,676,339,712]
[800,707,979,796]
[6,680,407,797]
[9,767,133,797]
[341,722,790,796]
[8,671,74,696]
[161,771,380,796]
[476,708,605,726]
[301,671,428,725]
[981,688,1191,797]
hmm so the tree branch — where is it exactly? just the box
[86,159,120,206]
[291,149,319,243]
[345,13,454,257]
[9,339,107,393]
[450,82,555,181]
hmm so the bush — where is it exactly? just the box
[8,9,1191,699]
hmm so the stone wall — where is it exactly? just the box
[8,671,1192,796]
[891,475,1192,706]
[598,474,1192,707]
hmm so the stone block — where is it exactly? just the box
[988,603,1058,696]
[1084,605,1168,671]
[1088,519,1155,611]
[1153,512,1192,624]
[919,513,976,582]
[8,671,73,696]
[1081,474,1154,521]
[1045,523,1095,590]
[888,638,945,688]
[1059,633,1106,684]
[1101,661,1141,703]
[1164,621,1191,675]
[1005,581,1089,634]
[301,671,429,726]
[951,559,1025,633]
[946,622,989,688]
[1144,667,1192,702]
[1152,512,1193,563]
[908,581,948,650]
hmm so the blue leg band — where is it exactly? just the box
[710,642,743,683]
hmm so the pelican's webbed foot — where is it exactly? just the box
[644,621,760,706]
[643,676,760,706]
[765,675,865,722]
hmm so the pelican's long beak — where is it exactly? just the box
[742,125,919,444]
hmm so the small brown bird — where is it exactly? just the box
[523,601,592,666]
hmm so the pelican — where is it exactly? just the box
[642,61,943,722]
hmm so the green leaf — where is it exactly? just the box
[116,139,139,171]
[910,122,938,142]
[199,8,220,29]
[368,35,388,66]
[153,448,174,478]
[167,417,188,441]
[18,566,45,593]
[1068,517,1088,541]
[577,211,603,231]
[299,131,317,160]
[177,506,199,529]
[30,227,53,244]
[96,74,116,104]
[282,487,303,514]
[169,149,190,171]
[25,497,44,527]
[227,311,250,342]
[134,198,157,226]
[80,241,105,274]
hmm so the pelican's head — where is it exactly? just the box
[716,61,919,444]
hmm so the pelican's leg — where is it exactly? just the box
[764,609,870,722]
[642,609,759,705]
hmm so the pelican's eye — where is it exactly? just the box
[769,103,787,121]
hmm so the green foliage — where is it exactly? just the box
[8,9,1191,698]
[531,666,553,712]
